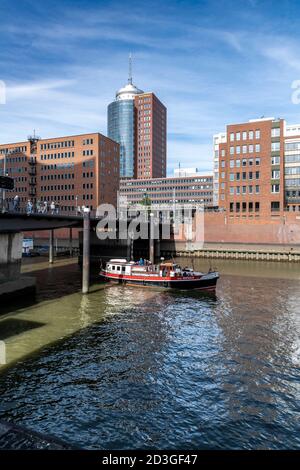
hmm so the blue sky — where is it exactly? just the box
[1,0,300,174]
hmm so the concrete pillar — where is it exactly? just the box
[49,230,54,264]
[69,228,73,257]
[0,232,23,282]
[82,208,90,294]
[149,213,155,264]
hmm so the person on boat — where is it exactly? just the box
[139,258,144,266]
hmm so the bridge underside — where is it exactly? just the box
[0,213,83,233]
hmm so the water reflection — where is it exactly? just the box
[0,258,299,449]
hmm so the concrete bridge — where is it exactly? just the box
[0,210,176,302]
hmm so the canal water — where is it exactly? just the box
[0,257,299,449]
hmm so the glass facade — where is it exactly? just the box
[108,100,135,178]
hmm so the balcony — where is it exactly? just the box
[28,156,37,165]
[28,168,36,176]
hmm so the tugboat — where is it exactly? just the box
[100,259,219,291]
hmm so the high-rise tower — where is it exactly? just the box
[107,55,143,178]
[107,56,167,179]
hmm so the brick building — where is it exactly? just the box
[216,117,286,217]
[119,172,213,207]
[0,132,120,211]
[134,93,166,179]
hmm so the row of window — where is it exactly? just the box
[41,174,75,180]
[227,171,261,181]
[286,190,300,197]
[41,152,75,160]
[221,157,261,168]
[230,130,261,141]
[0,156,27,162]
[0,146,27,154]
[229,144,261,155]
[285,166,300,175]
[227,185,260,195]
[41,163,75,170]
[83,138,94,145]
[40,185,75,191]
[40,141,75,150]
[230,202,261,212]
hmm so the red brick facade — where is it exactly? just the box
[0,132,120,211]
[134,93,166,179]
[218,118,285,218]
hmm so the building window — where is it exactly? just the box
[242,202,247,212]
[230,146,234,155]
[272,170,280,179]
[229,173,234,181]
[236,159,240,167]
[255,130,260,139]
[230,202,234,212]
[255,202,260,212]
[249,144,254,153]
[236,186,240,195]
[271,128,280,137]
[242,131,247,140]
[230,133,235,141]
[236,146,241,154]
[236,202,240,212]
[242,159,247,166]
[242,186,247,194]
[271,201,280,212]
[249,185,253,194]
[221,160,225,168]
[230,160,234,168]
[271,156,280,165]
[249,201,253,212]
[255,185,260,194]
[272,184,280,193]
[230,187,234,195]
[236,132,241,141]
[255,144,261,152]
[271,142,280,152]
[255,158,260,165]
[242,145,247,154]
[221,149,225,157]
[249,131,254,140]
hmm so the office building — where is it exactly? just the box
[107,58,166,179]
[0,132,120,211]
[216,117,286,216]
[119,174,213,206]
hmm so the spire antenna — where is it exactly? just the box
[128,53,133,85]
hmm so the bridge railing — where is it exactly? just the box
[0,201,97,218]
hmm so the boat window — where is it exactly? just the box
[122,267,125,272]
[117,266,121,271]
